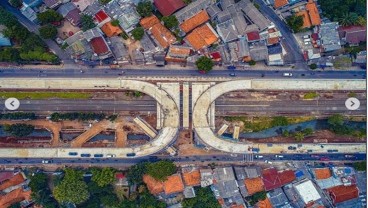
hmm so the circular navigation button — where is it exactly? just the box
[345,97,360,110]
[5,98,20,111]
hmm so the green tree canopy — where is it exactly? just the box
[4,124,34,137]
[271,116,289,127]
[146,160,176,181]
[319,0,366,25]
[127,162,148,184]
[37,10,63,25]
[39,24,58,39]
[137,0,153,17]
[91,167,116,187]
[9,0,22,8]
[354,161,366,171]
[131,27,144,40]
[195,56,214,73]
[286,14,304,33]
[294,131,305,142]
[81,14,96,31]
[328,114,344,126]
[0,48,20,62]
[182,187,221,208]
[29,173,48,191]
[339,12,359,26]
[162,16,179,29]
[98,0,112,4]
[111,19,120,26]
[53,168,89,205]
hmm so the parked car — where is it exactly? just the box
[229,73,236,77]
[283,72,293,77]
[81,154,91,157]
[126,153,136,157]
[94,154,103,158]
[68,152,78,156]
[42,160,52,164]
[275,155,284,158]
[106,154,116,158]
[264,160,273,164]
[255,155,264,158]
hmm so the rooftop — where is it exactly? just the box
[174,0,212,22]
[57,2,77,17]
[213,167,236,182]
[0,174,25,191]
[246,31,261,42]
[294,180,321,205]
[217,19,240,43]
[182,170,201,186]
[163,174,185,195]
[319,22,341,52]
[185,23,219,51]
[90,37,109,55]
[327,185,359,204]
[140,15,161,30]
[314,168,332,180]
[274,0,288,9]
[267,188,290,207]
[305,0,321,26]
[72,0,96,11]
[179,10,210,33]
[43,0,61,8]
[143,174,164,195]
[101,22,123,37]
[95,10,109,23]
[257,197,273,208]
[262,168,296,191]
[338,25,367,45]
[244,177,264,195]
[154,0,185,16]
[0,188,31,208]
[149,23,176,49]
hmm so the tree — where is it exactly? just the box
[282,129,290,137]
[309,63,317,69]
[98,0,112,4]
[131,27,144,40]
[127,162,148,184]
[39,25,58,39]
[37,10,63,25]
[0,48,20,62]
[81,14,96,31]
[29,173,48,191]
[294,131,305,142]
[248,60,256,65]
[146,160,176,181]
[111,19,120,27]
[9,0,22,8]
[4,124,34,137]
[53,168,89,205]
[328,114,344,126]
[182,187,221,208]
[91,167,116,187]
[162,16,179,29]
[137,0,153,17]
[195,56,214,73]
[302,128,314,136]
[271,116,289,127]
[286,14,304,33]
[338,12,359,26]
[356,16,366,26]
[353,161,366,171]
[183,0,192,4]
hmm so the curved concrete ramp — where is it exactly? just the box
[0,78,179,158]
[193,79,366,154]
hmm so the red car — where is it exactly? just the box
[320,157,330,161]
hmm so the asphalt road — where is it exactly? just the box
[0,68,366,79]
[2,97,366,115]
[0,153,364,165]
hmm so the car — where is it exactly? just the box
[81,154,91,157]
[227,66,236,70]
[106,154,116,158]
[264,160,273,164]
[126,153,136,157]
[283,73,293,77]
[229,73,236,77]
[275,155,284,158]
[320,157,330,161]
[261,73,265,77]
[94,154,103,158]
[68,152,78,156]
[255,155,263,158]
[42,160,52,164]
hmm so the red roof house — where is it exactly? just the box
[154,0,185,16]
[246,31,260,42]
[90,37,109,55]
[262,168,296,191]
[95,10,109,23]
[327,185,359,205]
[338,26,367,45]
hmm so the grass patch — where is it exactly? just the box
[348,92,357,97]
[0,91,92,99]
[224,116,315,132]
[303,92,319,99]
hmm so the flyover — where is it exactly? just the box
[192,79,366,154]
[0,78,180,158]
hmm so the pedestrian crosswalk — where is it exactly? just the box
[243,153,254,162]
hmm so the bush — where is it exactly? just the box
[137,0,153,17]
[146,160,176,181]
[81,15,96,31]
[50,112,106,121]
[309,63,317,69]
[294,131,305,142]
[111,19,120,27]
[303,92,319,99]
[131,27,144,40]
[162,16,179,29]
[348,92,357,97]
[282,129,290,137]
[286,14,304,33]
[353,161,366,171]
[4,124,34,137]
[271,116,289,127]
[39,24,57,39]
[328,114,344,126]
[302,128,314,136]
[248,60,256,65]
[195,56,214,73]
[37,10,63,25]
[0,112,36,120]
[9,0,22,8]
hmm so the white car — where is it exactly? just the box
[275,155,284,158]
[283,73,293,77]
[41,160,52,164]
[264,160,273,164]
[255,155,264,158]
[106,154,116,158]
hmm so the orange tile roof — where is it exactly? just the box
[179,10,210,33]
[314,168,331,180]
[297,11,312,28]
[182,170,201,186]
[185,23,218,51]
[257,198,273,208]
[163,174,184,195]
[140,15,161,29]
[231,205,246,208]
[268,37,279,45]
[101,22,123,37]
[327,185,359,204]
[150,23,176,49]
[244,177,264,195]
[0,174,24,191]
[306,0,321,26]
[0,188,31,207]
[143,175,164,195]
[274,0,288,9]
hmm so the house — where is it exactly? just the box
[185,23,219,51]
[274,0,288,9]
[296,0,321,28]
[23,0,43,8]
[0,172,31,208]
[65,31,93,59]
[139,33,160,64]
[256,198,273,208]
[143,175,164,195]
[101,22,123,37]
[327,185,359,206]
[153,52,166,66]
[213,167,235,181]
[206,4,221,20]
[293,179,321,206]
[109,36,130,64]
[267,43,284,65]
[21,6,38,23]
[244,177,264,195]
[262,168,296,191]
[246,31,261,42]
[140,15,176,49]
[249,41,268,61]
[163,174,185,195]
[90,36,111,58]
[105,0,140,33]
[165,45,191,63]
[154,0,185,16]
[353,50,367,68]
[72,0,96,12]
[267,188,291,207]
[338,25,367,46]
[83,27,103,41]
[217,19,240,43]
[313,168,332,180]
[57,2,81,26]
[179,10,210,33]
[174,0,212,22]
[115,172,129,186]
[228,38,251,63]
[95,10,111,27]
[239,0,271,31]
[200,168,214,187]
[319,22,341,52]
[182,169,201,187]
[140,15,161,29]
[244,166,261,178]
[42,0,61,9]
